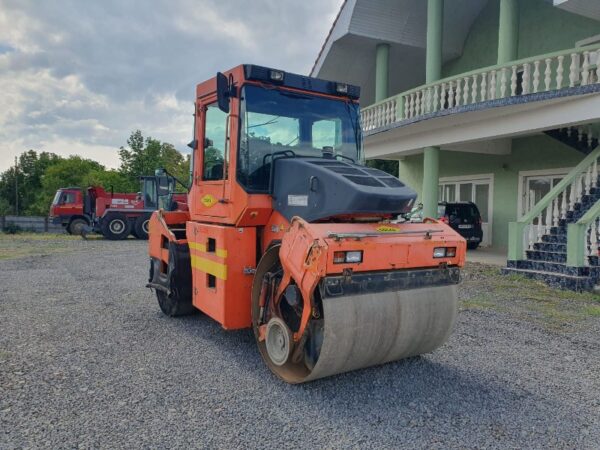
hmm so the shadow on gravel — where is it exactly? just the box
[164,309,583,443]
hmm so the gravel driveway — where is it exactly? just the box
[1,238,599,449]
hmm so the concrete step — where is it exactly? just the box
[533,242,566,253]
[502,267,595,292]
[550,225,567,236]
[542,234,566,244]
[526,250,566,263]
[507,259,598,277]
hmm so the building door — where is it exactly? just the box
[439,175,493,247]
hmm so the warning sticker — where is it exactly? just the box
[288,195,308,207]
[201,194,218,208]
[376,225,401,233]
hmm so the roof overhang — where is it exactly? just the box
[551,0,600,21]
[311,0,489,105]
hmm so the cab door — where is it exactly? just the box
[193,100,233,218]
[60,190,82,216]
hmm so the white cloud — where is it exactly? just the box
[0,0,343,172]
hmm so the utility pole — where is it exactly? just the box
[14,156,18,216]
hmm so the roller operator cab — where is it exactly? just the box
[148,65,467,383]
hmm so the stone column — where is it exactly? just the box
[497,0,519,65]
[422,0,444,218]
[375,43,390,102]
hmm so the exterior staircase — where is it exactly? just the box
[504,127,600,291]
[544,126,599,155]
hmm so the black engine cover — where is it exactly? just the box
[271,158,417,222]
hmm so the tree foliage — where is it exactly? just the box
[366,159,399,177]
[0,130,190,216]
[118,130,190,189]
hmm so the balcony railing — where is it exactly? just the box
[361,43,600,132]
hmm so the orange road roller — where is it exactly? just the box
[147,65,466,383]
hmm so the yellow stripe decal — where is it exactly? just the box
[190,254,228,280]
[188,241,228,259]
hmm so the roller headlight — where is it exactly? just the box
[433,247,457,258]
[333,250,363,264]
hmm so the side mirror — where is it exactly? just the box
[217,72,230,113]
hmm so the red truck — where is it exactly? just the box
[49,171,187,240]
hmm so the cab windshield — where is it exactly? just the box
[237,84,363,192]
[52,191,62,205]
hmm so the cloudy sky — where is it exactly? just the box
[0,0,342,171]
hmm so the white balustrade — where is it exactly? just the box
[440,83,447,110]
[489,70,497,100]
[582,51,590,85]
[500,68,508,98]
[522,63,531,95]
[360,97,397,130]
[533,61,541,93]
[569,53,579,87]
[544,58,552,91]
[523,149,600,257]
[556,55,564,89]
[361,45,600,131]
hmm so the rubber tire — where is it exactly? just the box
[100,213,132,240]
[467,242,480,250]
[156,289,196,317]
[133,214,151,240]
[68,218,88,236]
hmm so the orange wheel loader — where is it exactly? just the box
[147,65,466,383]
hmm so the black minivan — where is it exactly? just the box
[437,202,483,250]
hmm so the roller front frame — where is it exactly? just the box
[250,217,465,383]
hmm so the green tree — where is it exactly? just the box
[83,169,133,193]
[366,159,399,177]
[0,150,63,215]
[118,130,190,189]
[0,197,11,215]
[31,156,105,214]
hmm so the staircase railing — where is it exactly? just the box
[361,43,600,132]
[566,200,600,267]
[508,145,600,261]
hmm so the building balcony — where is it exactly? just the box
[361,44,600,158]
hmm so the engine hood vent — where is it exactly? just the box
[271,158,416,222]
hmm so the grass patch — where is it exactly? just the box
[0,233,82,260]
[461,263,600,331]
[584,305,600,317]
[0,232,75,241]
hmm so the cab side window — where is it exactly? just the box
[203,104,228,181]
[62,192,76,204]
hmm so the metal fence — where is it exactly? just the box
[0,216,64,233]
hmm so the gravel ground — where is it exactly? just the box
[1,238,599,449]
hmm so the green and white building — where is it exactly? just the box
[312,0,600,288]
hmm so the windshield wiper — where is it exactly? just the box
[335,154,355,163]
